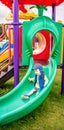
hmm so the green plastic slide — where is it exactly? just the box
[0,57,57,126]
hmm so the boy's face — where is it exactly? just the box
[34,69,41,76]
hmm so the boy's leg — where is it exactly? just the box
[22,88,36,99]
[27,88,36,96]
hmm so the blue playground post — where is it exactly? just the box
[13,0,19,87]
[52,3,56,21]
[51,4,56,49]
[61,26,64,95]
[62,58,64,94]
[52,4,64,95]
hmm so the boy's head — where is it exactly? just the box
[33,64,43,76]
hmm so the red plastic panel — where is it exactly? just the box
[0,0,64,12]
[33,30,50,61]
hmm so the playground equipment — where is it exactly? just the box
[0,25,50,86]
[0,15,62,125]
[0,0,64,126]
[22,16,62,66]
[0,57,57,126]
[0,24,50,65]
[0,39,14,86]
[0,25,22,85]
[6,11,38,20]
[0,44,13,63]
[62,26,64,94]
[0,25,22,62]
[0,40,8,52]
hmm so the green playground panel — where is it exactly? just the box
[22,16,62,66]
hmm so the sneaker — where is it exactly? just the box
[21,95,30,99]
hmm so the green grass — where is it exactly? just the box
[0,68,64,130]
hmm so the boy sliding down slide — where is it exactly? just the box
[21,64,48,99]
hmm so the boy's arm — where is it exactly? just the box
[28,77,35,82]
[44,75,48,87]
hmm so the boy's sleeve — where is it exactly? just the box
[44,75,48,86]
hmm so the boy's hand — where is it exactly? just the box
[28,77,34,82]
[28,77,32,81]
